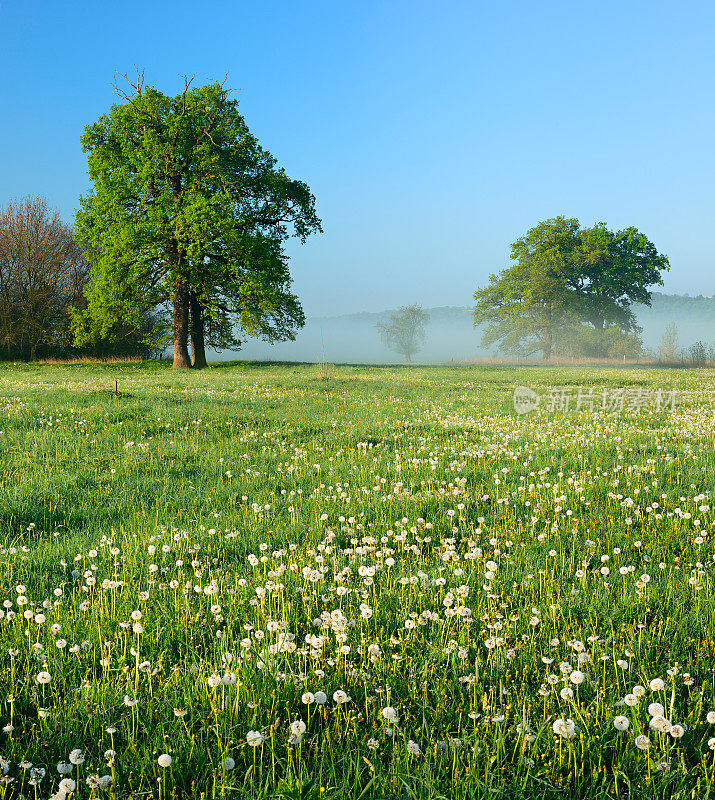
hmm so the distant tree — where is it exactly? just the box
[601,326,645,360]
[474,217,669,360]
[377,304,430,362]
[688,340,707,367]
[0,197,89,361]
[74,71,321,368]
[658,323,680,362]
[554,322,645,360]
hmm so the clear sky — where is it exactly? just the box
[1,0,713,315]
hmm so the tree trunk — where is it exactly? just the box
[189,293,208,370]
[172,278,192,369]
[542,331,552,361]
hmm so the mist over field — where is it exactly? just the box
[211,293,715,363]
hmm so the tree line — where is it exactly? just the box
[0,197,163,361]
[0,72,689,368]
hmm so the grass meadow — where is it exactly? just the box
[0,361,714,799]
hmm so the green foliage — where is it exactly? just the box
[74,73,321,365]
[70,302,171,357]
[554,324,646,360]
[474,217,669,360]
[646,292,715,317]
[569,223,669,331]
[474,218,585,360]
[376,304,430,361]
[601,326,646,359]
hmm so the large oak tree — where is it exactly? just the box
[74,73,321,368]
[474,217,669,360]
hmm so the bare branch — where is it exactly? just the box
[113,66,145,102]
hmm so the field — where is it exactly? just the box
[0,362,714,799]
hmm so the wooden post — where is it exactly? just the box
[113,379,118,394]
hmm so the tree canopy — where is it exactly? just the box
[474,217,669,360]
[568,222,669,332]
[74,72,322,368]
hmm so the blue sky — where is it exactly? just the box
[1,0,713,315]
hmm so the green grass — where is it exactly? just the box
[0,361,714,799]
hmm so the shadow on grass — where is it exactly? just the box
[0,501,86,537]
